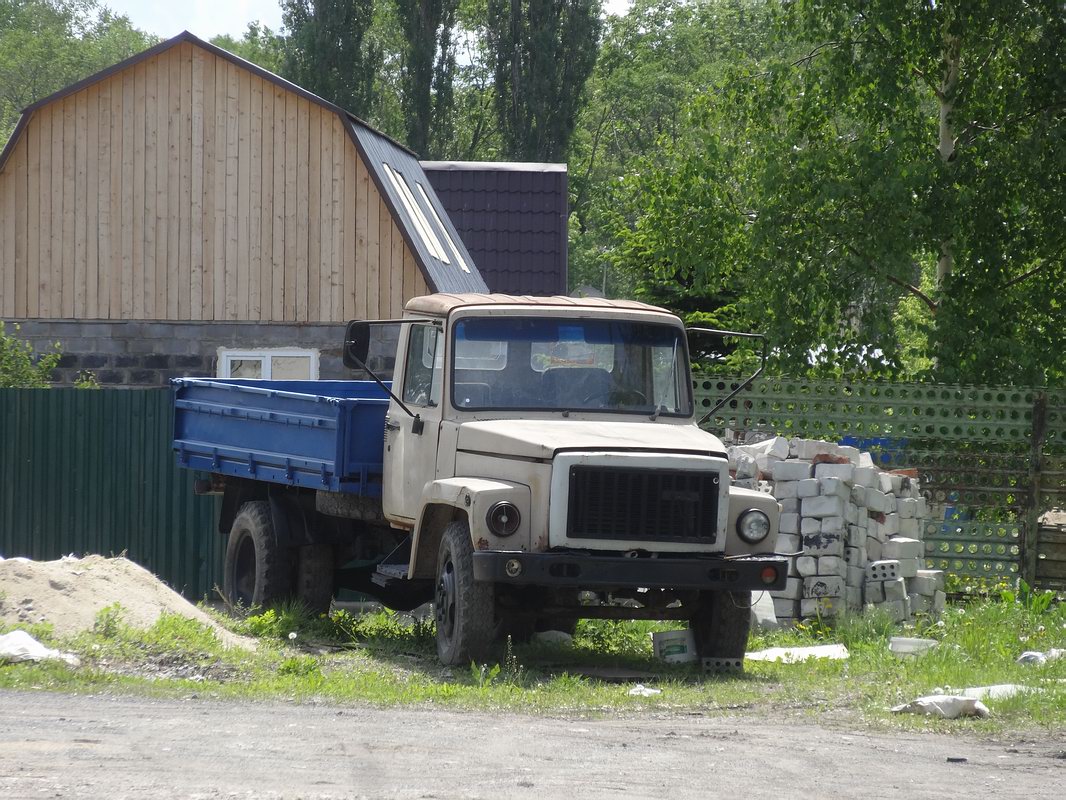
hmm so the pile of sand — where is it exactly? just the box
[0,555,253,650]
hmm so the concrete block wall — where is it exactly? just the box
[5,319,399,387]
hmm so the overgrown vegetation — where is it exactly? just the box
[2,596,1064,733]
[0,322,60,388]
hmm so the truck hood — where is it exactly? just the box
[456,419,726,461]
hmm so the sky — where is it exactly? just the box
[102,0,633,41]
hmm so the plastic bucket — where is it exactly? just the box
[651,629,697,664]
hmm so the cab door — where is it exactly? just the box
[382,322,444,523]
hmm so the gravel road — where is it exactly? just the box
[1,689,1063,799]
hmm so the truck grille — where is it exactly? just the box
[567,466,720,544]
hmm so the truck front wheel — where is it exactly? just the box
[434,521,495,665]
[224,501,294,609]
[689,590,752,663]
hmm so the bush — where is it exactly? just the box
[0,322,60,388]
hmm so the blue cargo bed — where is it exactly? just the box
[173,378,390,495]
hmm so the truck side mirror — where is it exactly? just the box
[343,321,371,368]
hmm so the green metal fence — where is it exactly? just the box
[0,388,221,598]
[693,376,1066,590]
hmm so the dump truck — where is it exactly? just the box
[173,293,785,666]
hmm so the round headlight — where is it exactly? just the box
[486,501,521,537]
[736,509,771,544]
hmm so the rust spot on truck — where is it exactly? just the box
[476,537,490,551]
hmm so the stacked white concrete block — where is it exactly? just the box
[727,435,945,625]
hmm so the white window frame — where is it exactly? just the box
[216,347,320,380]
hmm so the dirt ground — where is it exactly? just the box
[1,689,1063,799]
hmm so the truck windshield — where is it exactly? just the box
[450,316,692,416]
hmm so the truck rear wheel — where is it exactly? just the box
[689,590,752,662]
[224,501,294,609]
[434,521,495,665]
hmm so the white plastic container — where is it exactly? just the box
[651,629,697,664]
[889,636,938,657]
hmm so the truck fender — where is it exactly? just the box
[408,478,532,580]
[724,486,781,556]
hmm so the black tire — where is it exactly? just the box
[689,591,752,660]
[296,543,335,614]
[434,520,495,665]
[223,501,294,609]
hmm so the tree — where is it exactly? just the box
[392,0,458,158]
[609,0,1066,385]
[0,0,155,141]
[211,22,286,74]
[485,0,602,161]
[281,0,381,118]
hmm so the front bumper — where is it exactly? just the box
[471,551,787,591]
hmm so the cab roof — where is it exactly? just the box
[404,293,675,317]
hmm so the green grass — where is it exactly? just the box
[2,597,1065,734]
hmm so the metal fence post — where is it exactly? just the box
[1023,392,1048,586]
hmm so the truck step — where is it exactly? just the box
[371,563,409,586]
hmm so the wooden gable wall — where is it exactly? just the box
[0,41,430,323]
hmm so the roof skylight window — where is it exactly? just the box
[415,182,471,273]
[382,162,449,264]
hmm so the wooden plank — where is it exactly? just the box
[99,80,114,319]
[213,54,228,320]
[166,50,181,319]
[190,48,205,321]
[402,245,419,313]
[179,43,194,320]
[61,95,77,319]
[295,99,310,322]
[378,194,391,316]
[178,43,193,320]
[73,90,88,318]
[236,66,251,319]
[316,113,331,321]
[1036,559,1066,581]
[224,61,239,319]
[120,69,135,318]
[154,53,170,320]
[27,110,41,317]
[14,135,28,317]
[307,107,321,322]
[41,106,55,317]
[271,87,285,320]
[396,219,410,310]
[259,83,274,322]
[110,76,124,318]
[366,174,380,320]
[248,75,263,320]
[48,104,62,318]
[199,52,215,320]
[142,55,158,319]
[132,64,146,318]
[350,150,365,319]
[85,91,98,318]
[1,141,12,318]
[330,117,343,321]
[283,91,297,320]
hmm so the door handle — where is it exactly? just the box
[384,419,401,432]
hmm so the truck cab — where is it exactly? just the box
[351,294,784,665]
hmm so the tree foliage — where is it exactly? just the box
[485,0,602,161]
[0,0,155,142]
[280,0,381,119]
[210,22,286,74]
[607,0,1066,385]
[392,0,459,158]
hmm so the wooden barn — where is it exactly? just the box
[0,32,487,385]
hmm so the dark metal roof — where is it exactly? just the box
[0,31,488,295]
[350,126,487,294]
[422,161,569,296]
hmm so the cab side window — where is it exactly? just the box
[402,325,442,406]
